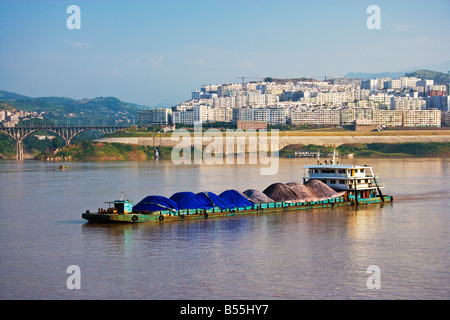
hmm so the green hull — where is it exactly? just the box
[82,195,393,224]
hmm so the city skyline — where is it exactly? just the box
[1,0,449,107]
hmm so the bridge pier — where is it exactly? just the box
[17,140,24,161]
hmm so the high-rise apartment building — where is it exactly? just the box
[290,108,340,125]
[372,109,403,126]
[137,108,172,126]
[361,79,378,92]
[402,109,441,127]
[426,95,450,111]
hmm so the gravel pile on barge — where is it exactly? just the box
[286,182,318,202]
[304,179,344,199]
[243,189,274,203]
[263,183,299,202]
[255,180,343,204]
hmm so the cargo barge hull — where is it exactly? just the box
[82,195,393,224]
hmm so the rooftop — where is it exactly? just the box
[303,164,370,169]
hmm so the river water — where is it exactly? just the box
[0,158,448,300]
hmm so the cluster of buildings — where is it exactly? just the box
[139,76,450,129]
[0,110,43,127]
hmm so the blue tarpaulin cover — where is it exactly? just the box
[133,195,180,212]
[134,189,256,213]
[169,192,212,209]
[219,190,254,207]
[197,192,233,209]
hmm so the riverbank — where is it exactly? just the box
[31,141,450,161]
[99,129,450,150]
[34,141,160,161]
[2,128,449,160]
[280,142,450,158]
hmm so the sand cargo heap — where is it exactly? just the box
[83,160,392,223]
[260,180,343,203]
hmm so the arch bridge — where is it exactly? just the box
[0,125,127,160]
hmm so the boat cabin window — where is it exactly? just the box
[338,169,346,173]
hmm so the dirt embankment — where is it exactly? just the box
[99,130,450,151]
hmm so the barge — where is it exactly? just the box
[82,160,393,224]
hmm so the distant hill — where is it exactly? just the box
[0,91,34,101]
[344,72,405,79]
[345,68,450,84]
[0,90,148,125]
[404,69,450,85]
[345,59,450,80]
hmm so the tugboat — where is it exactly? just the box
[302,150,387,204]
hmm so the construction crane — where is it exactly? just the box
[237,76,263,89]
[304,76,332,81]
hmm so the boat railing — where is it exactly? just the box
[309,173,348,178]
[309,172,369,178]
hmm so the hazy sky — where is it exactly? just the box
[0,0,449,106]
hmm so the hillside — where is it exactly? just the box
[35,141,164,161]
[404,69,450,85]
[345,69,450,84]
[0,91,34,101]
[0,101,17,112]
[0,90,146,126]
[345,72,404,79]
